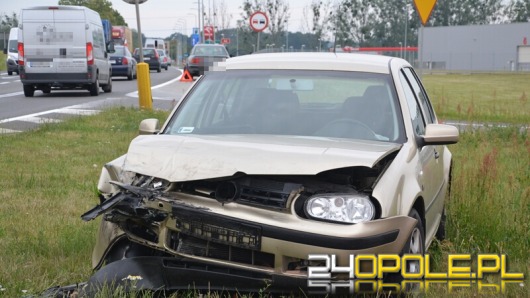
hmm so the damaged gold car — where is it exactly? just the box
[81,53,459,294]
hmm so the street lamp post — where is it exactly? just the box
[123,0,151,109]
[176,19,187,67]
[284,19,288,50]
[236,20,242,56]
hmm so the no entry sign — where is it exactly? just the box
[249,11,268,32]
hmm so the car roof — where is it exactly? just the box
[221,52,395,74]
[194,43,225,47]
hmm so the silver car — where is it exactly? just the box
[83,52,459,295]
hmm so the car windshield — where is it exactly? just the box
[157,50,165,56]
[192,46,228,56]
[164,70,406,143]
[113,46,126,56]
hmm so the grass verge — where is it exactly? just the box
[423,73,530,124]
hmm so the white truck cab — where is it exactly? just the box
[18,5,114,97]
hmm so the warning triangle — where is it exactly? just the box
[180,68,193,82]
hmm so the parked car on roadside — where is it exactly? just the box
[157,49,169,70]
[133,48,161,72]
[81,52,459,295]
[3,27,19,76]
[186,43,230,77]
[110,45,137,80]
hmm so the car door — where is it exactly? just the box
[399,68,445,240]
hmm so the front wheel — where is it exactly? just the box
[384,208,425,287]
[403,209,425,255]
[8,70,13,76]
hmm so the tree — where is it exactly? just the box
[429,0,505,26]
[58,0,127,26]
[300,0,333,50]
[213,0,233,30]
[504,0,530,22]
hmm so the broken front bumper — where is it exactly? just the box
[85,184,417,285]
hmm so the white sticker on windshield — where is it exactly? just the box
[178,127,194,133]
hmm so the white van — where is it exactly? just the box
[2,28,19,75]
[144,38,165,50]
[18,5,113,97]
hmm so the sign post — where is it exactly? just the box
[413,0,437,77]
[249,11,269,52]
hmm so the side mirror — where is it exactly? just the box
[139,118,160,135]
[421,124,459,146]
[107,41,115,53]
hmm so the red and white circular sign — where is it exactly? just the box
[249,11,269,32]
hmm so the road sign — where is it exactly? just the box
[249,11,268,32]
[413,0,437,25]
[221,38,230,45]
[191,34,200,46]
[204,25,214,41]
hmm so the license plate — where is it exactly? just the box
[110,60,117,64]
[29,61,52,68]
[144,57,150,61]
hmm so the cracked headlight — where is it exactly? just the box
[305,194,375,224]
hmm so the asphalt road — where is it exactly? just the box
[0,66,195,134]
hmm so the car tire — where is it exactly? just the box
[133,67,137,79]
[165,65,168,70]
[23,84,35,97]
[384,208,425,287]
[8,70,12,76]
[403,208,425,273]
[42,87,51,94]
[89,76,100,96]
[157,66,161,73]
[127,68,133,80]
[102,75,112,93]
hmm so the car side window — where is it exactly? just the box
[402,68,436,124]
[399,71,426,135]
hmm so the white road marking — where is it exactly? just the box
[0,107,100,124]
[0,127,21,133]
[0,91,24,98]
[18,116,63,124]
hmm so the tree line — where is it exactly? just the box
[2,0,530,55]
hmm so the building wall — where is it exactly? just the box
[420,23,530,71]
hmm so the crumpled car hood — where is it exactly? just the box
[122,134,402,182]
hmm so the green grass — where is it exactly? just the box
[0,107,169,297]
[423,73,530,124]
[0,74,529,297]
[0,52,6,71]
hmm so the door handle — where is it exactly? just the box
[434,149,440,159]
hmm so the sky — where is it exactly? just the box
[1,0,316,38]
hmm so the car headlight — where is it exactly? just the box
[305,194,375,224]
